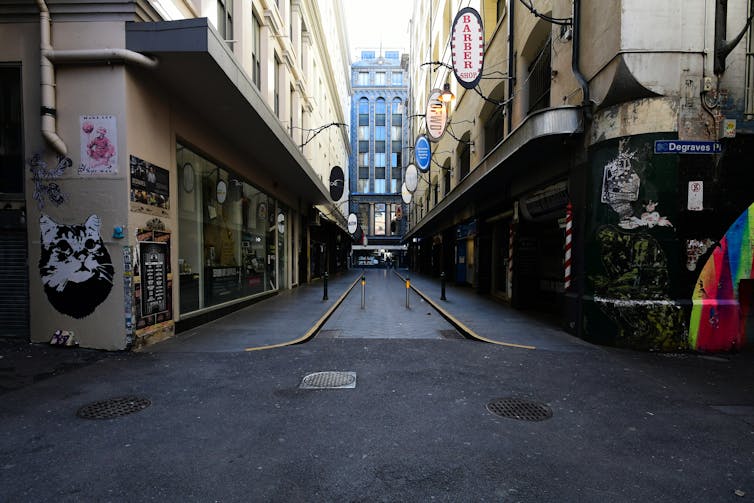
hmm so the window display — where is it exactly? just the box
[177,143,284,315]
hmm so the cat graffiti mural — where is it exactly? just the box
[39,214,114,318]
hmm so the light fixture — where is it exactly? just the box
[441,83,455,103]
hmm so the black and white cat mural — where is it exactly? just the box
[39,214,114,318]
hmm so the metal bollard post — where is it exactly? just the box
[440,271,446,301]
[405,276,410,309]
[323,272,328,301]
[361,274,366,309]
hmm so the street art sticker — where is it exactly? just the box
[601,140,673,230]
[28,153,70,209]
[130,155,170,217]
[591,225,686,350]
[686,239,715,271]
[690,202,754,352]
[80,115,118,174]
[39,214,114,319]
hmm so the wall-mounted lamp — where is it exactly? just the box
[441,83,455,103]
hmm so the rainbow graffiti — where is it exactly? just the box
[689,202,754,351]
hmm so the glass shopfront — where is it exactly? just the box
[177,143,286,315]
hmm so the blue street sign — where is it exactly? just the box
[654,140,722,154]
[415,135,431,172]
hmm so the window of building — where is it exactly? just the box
[374,203,386,235]
[527,37,552,115]
[385,51,399,59]
[358,139,369,193]
[216,0,233,44]
[391,98,403,126]
[375,126,386,141]
[375,72,386,85]
[177,143,281,313]
[391,72,403,85]
[274,55,281,117]
[375,98,386,125]
[361,51,375,59]
[251,14,261,89]
[358,126,369,140]
[443,163,451,195]
[357,71,369,85]
[389,203,398,235]
[433,179,439,206]
[0,66,23,194]
[391,165,401,193]
[458,141,471,180]
[289,85,295,137]
[484,107,505,154]
[358,98,369,126]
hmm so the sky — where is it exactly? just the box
[342,0,412,60]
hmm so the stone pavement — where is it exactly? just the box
[1,267,754,502]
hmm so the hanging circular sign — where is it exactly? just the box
[347,213,358,234]
[405,163,419,192]
[414,136,431,173]
[451,7,485,89]
[216,180,227,203]
[329,165,345,201]
[277,212,285,234]
[401,182,413,204]
[425,89,447,142]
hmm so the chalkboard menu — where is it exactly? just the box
[140,241,168,315]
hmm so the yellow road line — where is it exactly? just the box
[393,271,535,350]
[245,275,362,352]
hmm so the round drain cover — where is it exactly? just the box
[300,371,356,389]
[486,397,552,421]
[77,396,151,420]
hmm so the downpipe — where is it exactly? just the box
[36,0,157,156]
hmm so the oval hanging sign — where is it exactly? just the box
[405,163,419,192]
[451,7,485,89]
[347,212,358,234]
[425,89,447,142]
[401,182,413,204]
[414,136,431,173]
[329,165,345,201]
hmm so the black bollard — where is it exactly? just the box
[323,272,328,301]
[361,274,366,309]
[440,271,446,301]
[405,276,410,309]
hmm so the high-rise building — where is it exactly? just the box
[348,49,409,267]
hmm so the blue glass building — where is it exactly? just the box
[349,50,409,266]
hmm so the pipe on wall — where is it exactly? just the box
[36,0,158,156]
[571,0,591,120]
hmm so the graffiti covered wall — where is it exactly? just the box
[585,134,687,350]
[689,202,754,351]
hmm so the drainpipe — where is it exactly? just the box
[37,0,66,155]
[36,0,158,156]
[571,0,591,120]
[506,0,515,133]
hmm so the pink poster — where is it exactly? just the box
[80,115,118,174]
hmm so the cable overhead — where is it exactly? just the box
[518,0,572,26]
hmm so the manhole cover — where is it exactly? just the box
[486,397,552,421]
[300,371,356,389]
[76,396,151,419]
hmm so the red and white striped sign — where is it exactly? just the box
[451,7,485,89]
[564,202,573,290]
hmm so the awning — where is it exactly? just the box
[403,106,583,241]
[125,18,332,207]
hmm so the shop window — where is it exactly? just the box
[374,203,386,235]
[177,143,280,314]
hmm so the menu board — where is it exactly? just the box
[140,241,168,315]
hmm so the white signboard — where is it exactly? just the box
[425,89,447,142]
[401,183,412,204]
[347,213,358,234]
[688,180,704,211]
[405,164,418,192]
[451,7,484,89]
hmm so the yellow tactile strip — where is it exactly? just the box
[244,274,362,352]
[393,271,536,351]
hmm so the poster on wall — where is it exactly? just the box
[130,155,170,217]
[80,115,118,175]
[133,229,173,336]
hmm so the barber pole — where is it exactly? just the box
[564,202,573,290]
[507,223,514,295]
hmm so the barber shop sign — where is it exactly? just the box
[451,7,484,89]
